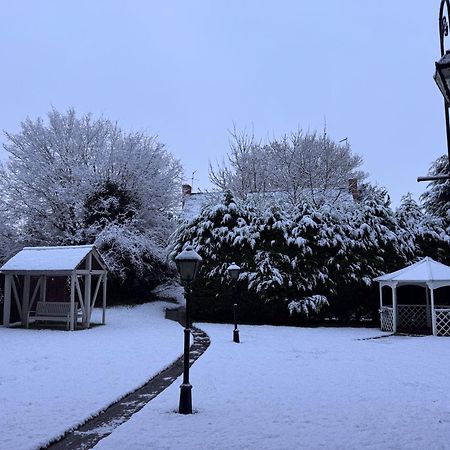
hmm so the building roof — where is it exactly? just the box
[374,257,450,288]
[181,193,210,222]
[0,245,105,273]
[180,187,355,222]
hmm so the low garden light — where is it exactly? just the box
[227,262,241,343]
[175,245,202,415]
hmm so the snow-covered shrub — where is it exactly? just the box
[171,186,450,324]
[288,295,329,316]
[95,224,175,302]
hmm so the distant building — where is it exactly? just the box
[180,179,361,222]
[180,184,213,222]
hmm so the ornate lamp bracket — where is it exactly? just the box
[439,0,450,56]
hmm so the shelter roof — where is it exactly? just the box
[0,245,104,273]
[374,257,450,287]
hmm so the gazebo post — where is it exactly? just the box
[70,272,76,331]
[430,285,437,336]
[379,284,383,310]
[22,275,30,327]
[102,274,107,325]
[425,287,431,328]
[392,283,398,333]
[3,274,12,327]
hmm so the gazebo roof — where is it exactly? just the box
[0,245,106,273]
[374,257,450,288]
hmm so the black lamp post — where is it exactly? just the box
[227,262,241,343]
[418,0,450,182]
[175,245,202,415]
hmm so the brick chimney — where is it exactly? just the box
[348,178,361,201]
[182,184,192,196]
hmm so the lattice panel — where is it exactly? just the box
[435,309,450,336]
[380,307,393,332]
[398,305,428,329]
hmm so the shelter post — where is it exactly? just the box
[0,245,108,331]
[392,284,398,333]
[430,286,437,336]
[3,274,12,327]
[22,275,30,327]
[102,274,107,325]
[84,254,92,328]
[70,272,76,331]
[40,276,47,302]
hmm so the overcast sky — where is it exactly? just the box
[0,1,445,205]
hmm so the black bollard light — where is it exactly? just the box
[227,262,241,343]
[175,245,202,414]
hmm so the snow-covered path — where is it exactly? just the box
[96,325,450,450]
[0,302,182,450]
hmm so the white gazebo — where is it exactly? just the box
[374,257,450,336]
[1,245,108,330]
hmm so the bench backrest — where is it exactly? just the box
[35,301,74,317]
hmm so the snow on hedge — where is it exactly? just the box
[170,189,450,321]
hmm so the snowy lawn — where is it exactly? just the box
[0,302,182,450]
[96,324,450,450]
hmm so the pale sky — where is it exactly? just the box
[0,1,445,205]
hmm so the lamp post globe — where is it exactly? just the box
[227,262,241,343]
[435,50,450,104]
[227,262,241,282]
[175,246,202,283]
[175,246,202,414]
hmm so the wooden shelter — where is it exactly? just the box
[375,257,450,336]
[1,245,108,330]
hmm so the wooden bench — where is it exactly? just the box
[27,301,82,330]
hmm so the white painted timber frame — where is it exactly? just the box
[1,245,108,330]
[375,257,450,336]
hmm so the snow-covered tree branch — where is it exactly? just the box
[0,108,183,297]
[209,127,366,206]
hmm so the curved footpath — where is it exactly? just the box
[44,326,210,450]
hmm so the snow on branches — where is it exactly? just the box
[172,188,450,321]
[0,109,182,288]
[209,127,366,206]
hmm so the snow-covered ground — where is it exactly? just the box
[0,302,182,450]
[96,325,450,450]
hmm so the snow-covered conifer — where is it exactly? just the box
[421,155,450,223]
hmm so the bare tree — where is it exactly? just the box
[209,127,366,206]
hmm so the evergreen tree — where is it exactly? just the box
[421,155,450,224]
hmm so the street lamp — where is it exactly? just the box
[227,262,241,343]
[175,245,202,415]
[435,50,450,104]
[418,0,450,182]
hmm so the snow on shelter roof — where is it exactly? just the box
[0,245,104,273]
[374,257,450,287]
